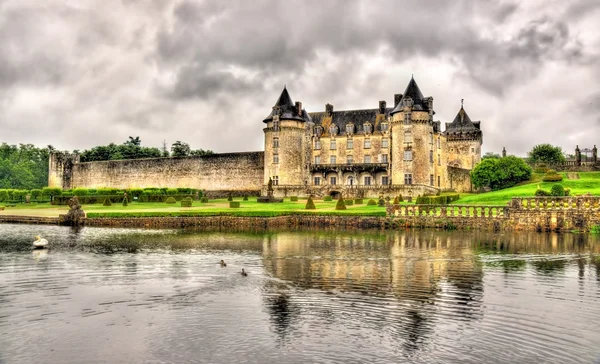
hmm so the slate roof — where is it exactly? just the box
[309,108,391,134]
[444,106,482,139]
[263,86,306,123]
[390,76,431,115]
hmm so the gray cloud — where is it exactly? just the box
[0,0,598,156]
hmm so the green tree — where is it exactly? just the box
[528,144,566,165]
[471,156,532,190]
[482,152,501,159]
[171,141,191,157]
[190,149,214,157]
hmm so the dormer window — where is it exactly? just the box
[381,122,389,132]
[363,122,373,135]
[314,126,323,137]
[329,124,338,136]
[346,123,354,136]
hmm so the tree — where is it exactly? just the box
[482,152,501,159]
[528,144,566,165]
[471,156,532,190]
[190,149,214,157]
[171,141,191,157]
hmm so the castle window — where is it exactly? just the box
[430,174,434,186]
[471,147,475,153]
[381,154,388,163]
[382,138,389,148]
[330,140,336,150]
[403,150,412,161]
[330,155,336,164]
[429,133,433,144]
[330,176,337,185]
[347,139,353,149]
[347,155,353,164]
[364,139,371,148]
[430,150,434,163]
[404,174,412,185]
[315,155,320,164]
[438,154,441,166]
[273,120,279,131]
[364,155,371,163]
[273,154,279,164]
[404,131,412,143]
[437,176,440,187]
[381,122,389,132]
[273,137,279,149]
[404,112,411,125]
[364,176,372,186]
[314,177,321,186]
[382,176,389,185]
[273,176,279,185]
[314,140,321,150]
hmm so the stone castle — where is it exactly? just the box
[49,77,482,198]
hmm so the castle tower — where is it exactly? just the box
[444,102,483,170]
[389,76,436,186]
[262,86,310,186]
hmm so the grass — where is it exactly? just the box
[453,172,600,205]
[0,197,387,218]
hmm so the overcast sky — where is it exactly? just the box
[0,0,598,156]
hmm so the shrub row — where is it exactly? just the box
[87,210,387,218]
[53,195,133,205]
[535,184,570,197]
[542,169,563,182]
[415,194,460,205]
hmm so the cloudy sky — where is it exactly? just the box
[0,0,598,156]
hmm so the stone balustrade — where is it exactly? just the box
[391,205,509,218]
[509,197,600,210]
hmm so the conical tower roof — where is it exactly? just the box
[390,76,431,115]
[263,86,305,123]
[445,103,482,140]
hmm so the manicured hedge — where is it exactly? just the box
[415,194,460,205]
[181,197,193,207]
[53,195,132,205]
[87,210,387,218]
[344,199,354,205]
[290,196,298,202]
[354,199,363,204]
[323,196,333,201]
[367,199,377,206]
[230,201,240,208]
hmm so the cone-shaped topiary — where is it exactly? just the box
[305,196,316,209]
[103,198,112,206]
[122,198,128,206]
[227,193,233,202]
[335,195,347,210]
[393,196,399,204]
[398,195,404,202]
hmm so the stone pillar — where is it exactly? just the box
[593,145,597,164]
[575,145,581,166]
[502,147,506,158]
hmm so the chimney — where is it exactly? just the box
[394,94,402,107]
[325,103,333,116]
[295,101,302,116]
[379,101,386,114]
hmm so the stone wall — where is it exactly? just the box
[52,152,265,191]
[266,184,440,199]
[448,166,473,192]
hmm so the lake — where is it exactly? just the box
[1,223,599,363]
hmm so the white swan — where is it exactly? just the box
[32,235,49,249]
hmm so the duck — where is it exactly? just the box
[32,235,49,249]
[220,260,227,267]
[241,268,248,277]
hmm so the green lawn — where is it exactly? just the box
[453,172,600,205]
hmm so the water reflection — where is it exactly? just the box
[0,224,599,364]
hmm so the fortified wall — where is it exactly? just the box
[49,152,265,194]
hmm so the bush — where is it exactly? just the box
[200,197,209,203]
[243,196,248,201]
[103,198,112,206]
[393,196,399,204]
[165,196,177,204]
[305,196,316,209]
[42,187,62,200]
[227,193,233,202]
[122,198,128,206]
[354,199,363,204]
[30,189,43,201]
[290,196,298,202]
[550,184,565,196]
[335,196,347,210]
[97,188,120,195]
[542,169,563,182]
[378,198,385,207]
[166,188,178,195]
[534,163,549,173]
[397,195,404,203]
[230,201,240,208]
[471,156,532,190]
[535,188,550,196]
[367,199,377,206]
[323,196,333,202]
[129,188,144,198]
[13,190,28,201]
[564,188,570,196]
[0,190,8,202]
[72,188,89,196]
[181,197,193,207]
[344,199,354,205]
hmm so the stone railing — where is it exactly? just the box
[509,197,600,210]
[390,205,509,218]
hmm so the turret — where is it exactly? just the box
[263,86,309,187]
[444,101,483,169]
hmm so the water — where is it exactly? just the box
[1,224,600,364]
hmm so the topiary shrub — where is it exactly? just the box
[181,197,193,207]
[122,198,128,206]
[542,169,563,182]
[535,188,550,196]
[550,184,565,196]
[354,199,363,204]
[103,198,112,206]
[200,197,209,203]
[378,198,385,207]
[0,190,8,202]
[397,195,404,203]
[564,188,570,196]
[165,196,177,204]
[230,201,240,208]
[367,199,377,206]
[345,199,354,206]
[227,193,233,202]
[323,196,333,202]
[305,196,316,209]
[335,195,347,210]
[290,196,298,202]
[243,196,248,201]
[393,196,399,204]
[73,188,89,196]
[534,163,549,174]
